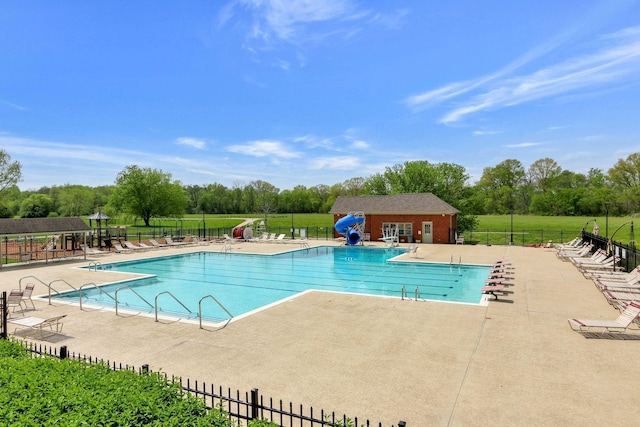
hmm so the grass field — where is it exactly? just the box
[124,213,636,246]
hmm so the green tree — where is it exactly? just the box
[477,159,525,214]
[528,158,562,193]
[56,185,95,216]
[19,193,54,218]
[0,149,22,194]
[608,152,640,214]
[109,165,187,226]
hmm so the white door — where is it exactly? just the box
[422,222,433,244]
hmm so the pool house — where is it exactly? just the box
[330,193,460,244]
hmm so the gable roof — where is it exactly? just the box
[329,193,460,215]
[0,217,91,236]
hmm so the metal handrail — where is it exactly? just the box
[47,279,78,305]
[88,261,104,271]
[221,244,233,253]
[414,286,420,301]
[155,291,193,322]
[114,286,154,316]
[18,275,48,292]
[198,295,233,329]
[78,282,115,311]
[401,285,406,300]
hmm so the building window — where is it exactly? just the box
[382,222,412,236]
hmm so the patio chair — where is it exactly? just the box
[275,234,286,243]
[165,237,189,246]
[113,243,133,253]
[406,244,419,258]
[21,283,36,310]
[9,314,67,339]
[568,301,640,335]
[0,290,26,315]
[81,244,110,256]
[123,241,145,251]
[149,239,169,249]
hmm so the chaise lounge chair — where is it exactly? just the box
[113,243,133,253]
[149,239,169,249]
[568,301,640,336]
[9,314,67,339]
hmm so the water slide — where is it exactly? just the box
[334,214,365,245]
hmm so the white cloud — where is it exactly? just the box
[473,130,502,136]
[406,25,640,124]
[227,140,301,158]
[176,137,207,150]
[350,139,369,149]
[504,142,545,148]
[309,156,359,170]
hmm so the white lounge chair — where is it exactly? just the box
[123,241,145,251]
[223,234,237,243]
[113,243,133,253]
[9,314,67,339]
[568,301,640,335]
[165,237,189,246]
[275,234,286,243]
[81,244,110,256]
[149,239,169,249]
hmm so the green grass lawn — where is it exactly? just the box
[121,213,635,246]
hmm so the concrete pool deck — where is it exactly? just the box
[1,240,639,426]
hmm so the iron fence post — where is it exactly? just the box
[1,291,6,339]
[60,345,68,359]
[250,388,259,419]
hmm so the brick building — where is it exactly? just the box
[330,193,460,244]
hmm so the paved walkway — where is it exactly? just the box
[1,241,639,426]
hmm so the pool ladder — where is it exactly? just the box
[401,285,421,301]
[17,275,234,330]
[88,261,104,271]
[450,255,462,265]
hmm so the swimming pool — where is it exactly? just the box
[57,246,491,321]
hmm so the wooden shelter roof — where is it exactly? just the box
[329,193,460,215]
[0,217,91,236]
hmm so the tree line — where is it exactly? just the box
[1,149,639,231]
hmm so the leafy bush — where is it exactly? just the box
[0,340,277,426]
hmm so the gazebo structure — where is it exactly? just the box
[88,211,110,248]
[0,217,92,268]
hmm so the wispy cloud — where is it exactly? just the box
[504,142,545,148]
[220,1,406,52]
[309,156,359,170]
[1,100,27,111]
[227,140,301,158]
[176,137,207,150]
[406,26,640,125]
[473,130,502,136]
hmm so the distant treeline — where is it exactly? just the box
[2,155,639,227]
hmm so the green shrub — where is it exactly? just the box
[0,340,238,426]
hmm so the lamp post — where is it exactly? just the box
[604,202,610,238]
[291,212,295,240]
[510,203,514,245]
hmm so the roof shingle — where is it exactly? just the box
[329,193,460,214]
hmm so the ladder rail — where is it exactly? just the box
[155,291,193,322]
[198,295,234,329]
[114,286,154,316]
[78,282,116,311]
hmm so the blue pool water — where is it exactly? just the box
[57,246,491,321]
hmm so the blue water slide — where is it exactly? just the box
[334,214,364,245]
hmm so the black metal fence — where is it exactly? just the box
[0,317,404,427]
[581,230,639,272]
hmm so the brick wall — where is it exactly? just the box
[333,213,457,244]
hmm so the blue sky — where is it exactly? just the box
[2,1,640,191]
